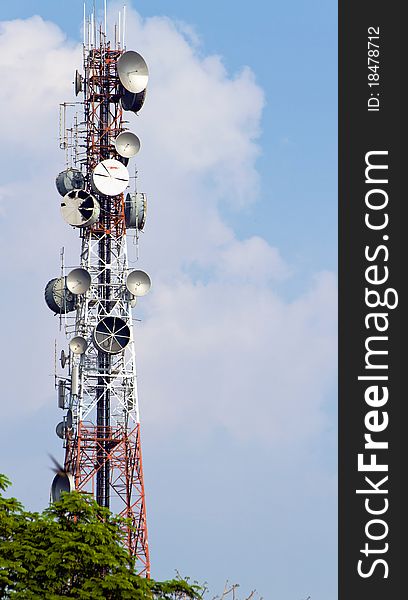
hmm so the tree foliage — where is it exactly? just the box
[0,474,200,599]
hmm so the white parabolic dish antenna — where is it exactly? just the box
[66,268,91,294]
[115,131,141,158]
[92,159,129,196]
[61,190,100,228]
[117,51,149,94]
[126,270,151,297]
[69,336,88,355]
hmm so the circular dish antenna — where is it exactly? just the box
[92,159,129,196]
[61,190,100,228]
[51,471,74,502]
[115,131,141,158]
[121,88,147,113]
[66,268,91,294]
[126,270,151,297]
[125,192,147,230]
[93,317,131,354]
[117,50,149,94]
[60,350,67,369]
[74,70,83,96]
[45,278,76,314]
[69,336,88,355]
[56,168,85,196]
[56,421,67,439]
[66,409,73,430]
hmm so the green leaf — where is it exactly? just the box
[0,473,201,599]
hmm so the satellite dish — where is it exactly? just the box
[56,421,67,439]
[51,471,74,502]
[93,316,131,354]
[115,131,141,158]
[61,190,100,228]
[126,270,151,297]
[74,70,83,95]
[120,87,147,113]
[66,409,73,429]
[66,268,91,294]
[69,336,88,355]
[117,50,149,94]
[60,350,67,369]
[56,168,85,196]
[92,159,129,196]
[45,278,76,314]
[125,192,147,230]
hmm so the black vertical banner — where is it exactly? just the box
[339,2,407,599]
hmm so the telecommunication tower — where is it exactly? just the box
[45,4,151,577]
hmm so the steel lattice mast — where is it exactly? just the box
[46,8,151,577]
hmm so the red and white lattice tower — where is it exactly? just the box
[46,7,150,577]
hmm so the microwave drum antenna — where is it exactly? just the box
[61,190,100,228]
[121,88,147,114]
[51,471,74,502]
[55,421,67,439]
[56,168,85,196]
[93,317,131,354]
[125,192,147,230]
[45,278,76,314]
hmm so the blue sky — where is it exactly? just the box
[0,2,337,599]
[1,0,337,277]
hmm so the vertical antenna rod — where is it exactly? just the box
[123,5,126,48]
[104,0,107,38]
[83,2,86,47]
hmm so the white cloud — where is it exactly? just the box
[0,16,81,154]
[214,236,290,283]
[116,7,264,206]
[137,271,336,447]
[0,10,336,597]
[0,9,336,452]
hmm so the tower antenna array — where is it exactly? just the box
[46,5,151,577]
